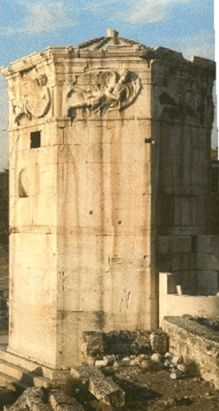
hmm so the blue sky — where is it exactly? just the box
[0,0,216,168]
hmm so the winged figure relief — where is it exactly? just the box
[67,69,142,115]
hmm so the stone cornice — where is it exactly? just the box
[1,32,215,78]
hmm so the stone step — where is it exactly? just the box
[0,370,28,392]
[0,360,53,391]
[0,350,41,374]
[0,350,69,381]
[33,375,53,389]
[0,359,33,384]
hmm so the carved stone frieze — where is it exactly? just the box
[67,69,142,117]
[10,70,51,124]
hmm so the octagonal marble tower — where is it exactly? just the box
[1,30,216,372]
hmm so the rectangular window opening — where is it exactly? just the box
[30,131,41,149]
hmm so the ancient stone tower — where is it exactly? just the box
[1,30,216,373]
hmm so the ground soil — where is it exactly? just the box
[71,365,219,411]
[111,367,219,410]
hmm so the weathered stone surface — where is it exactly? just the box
[5,388,50,411]
[70,366,125,407]
[4,388,85,411]
[149,330,169,354]
[81,332,105,362]
[151,353,163,365]
[2,30,158,369]
[104,331,151,356]
[162,316,219,389]
[49,390,84,411]
[81,330,152,363]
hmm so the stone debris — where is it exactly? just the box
[104,330,151,356]
[81,329,169,368]
[149,330,168,354]
[81,330,154,361]
[162,316,219,388]
[49,390,85,411]
[70,366,125,408]
[92,345,190,376]
[120,357,130,367]
[164,352,182,367]
[170,370,182,380]
[103,355,116,366]
[151,353,163,365]
[4,388,85,411]
[81,327,189,385]
[158,396,193,407]
[4,387,49,411]
[113,361,119,370]
[81,332,106,363]
[128,355,154,370]
[140,359,154,370]
[160,352,188,379]
[177,363,187,373]
[95,355,117,368]
[95,359,108,368]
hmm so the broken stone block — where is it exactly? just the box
[5,388,85,411]
[164,352,183,368]
[113,361,119,370]
[140,359,154,370]
[70,366,125,408]
[151,353,163,364]
[177,363,187,374]
[103,355,116,366]
[95,355,116,369]
[132,332,151,354]
[170,370,183,380]
[5,387,50,411]
[120,357,130,367]
[81,332,106,362]
[150,331,168,354]
[95,359,108,368]
[49,390,85,411]
[171,355,183,366]
[89,376,125,408]
[103,331,151,355]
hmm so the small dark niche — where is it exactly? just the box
[30,131,41,149]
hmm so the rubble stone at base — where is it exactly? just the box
[70,366,125,408]
[49,390,85,411]
[149,330,169,354]
[81,330,168,364]
[162,316,219,389]
[3,387,85,411]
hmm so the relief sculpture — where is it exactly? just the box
[67,69,142,116]
[10,70,51,124]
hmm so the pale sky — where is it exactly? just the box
[0,0,216,169]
